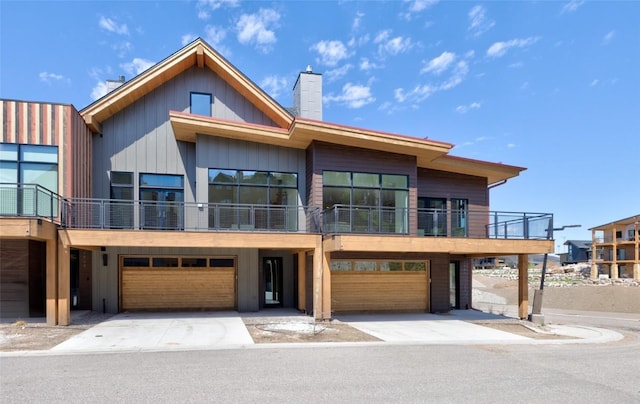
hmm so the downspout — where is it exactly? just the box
[487,179,507,190]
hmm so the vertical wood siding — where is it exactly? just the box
[429,253,451,312]
[1,100,92,198]
[308,141,418,233]
[92,66,278,202]
[417,168,489,238]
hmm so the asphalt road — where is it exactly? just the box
[2,338,639,403]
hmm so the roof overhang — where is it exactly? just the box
[424,154,526,185]
[589,214,640,231]
[80,39,293,134]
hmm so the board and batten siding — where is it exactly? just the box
[417,168,489,238]
[1,100,92,199]
[195,135,306,204]
[92,65,278,202]
[92,246,260,314]
[307,141,418,233]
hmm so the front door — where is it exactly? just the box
[263,257,283,307]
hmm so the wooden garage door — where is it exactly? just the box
[120,256,236,311]
[331,261,430,313]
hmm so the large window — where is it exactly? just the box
[109,171,133,228]
[190,92,212,116]
[330,260,426,272]
[0,143,58,217]
[208,169,298,230]
[139,173,184,230]
[323,171,408,233]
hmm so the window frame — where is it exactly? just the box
[190,92,212,116]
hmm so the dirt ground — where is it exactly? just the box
[243,318,381,344]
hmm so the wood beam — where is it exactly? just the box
[45,238,58,326]
[322,250,331,320]
[196,44,205,68]
[312,239,323,321]
[0,218,58,240]
[62,229,319,250]
[518,254,528,320]
[324,234,553,255]
[57,234,71,326]
[297,252,306,312]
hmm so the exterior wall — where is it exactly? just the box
[417,168,488,237]
[307,141,418,232]
[0,239,46,318]
[92,66,277,202]
[452,256,472,310]
[0,100,92,198]
[195,135,306,204]
[91,247,260,313]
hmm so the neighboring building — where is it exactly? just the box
[561,240,592,265]
[590,215,640,280]
[1,39,554,325]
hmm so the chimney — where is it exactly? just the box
[293,66,322,120]
[106,76,126,93]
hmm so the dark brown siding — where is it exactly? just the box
[452,256,472,310]
[0,239,29,318]
[418,168,488,238]
[28,241,46,317]
[305,254,313,315]
[429,253,450,313]
[308,141,418,233]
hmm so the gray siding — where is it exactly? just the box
[93,65,278,202]
[92,247,260,313]
[195,135,306,204]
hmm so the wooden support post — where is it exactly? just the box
[518,254,529,320]
[45,238,58,326]
[634,264,640,281]
[590,263,599,279]
[321,250,331,320]
[312,240,323,321]
[57,236,71,326]
[611,263,619,279]
[297,252,306,312]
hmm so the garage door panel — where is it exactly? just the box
[121,268,235,311]
[332,272,428,312]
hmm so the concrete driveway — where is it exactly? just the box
[51,312,254,353]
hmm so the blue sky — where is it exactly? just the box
[1,0,639,250]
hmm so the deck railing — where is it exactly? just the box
[0,183,62,223]
[0,186,552,240]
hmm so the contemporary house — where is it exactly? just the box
[560,240,591,265]
[590,215,640,279]
[1,38,554,326]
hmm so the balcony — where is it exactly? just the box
[0,183,62,223]
[1,184,553,240]
[323,205,553,240]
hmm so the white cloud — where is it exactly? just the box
[120,58,155,76]
[324,83,375,109]
[394,84,435,103]
[196,0,239,20]
[359,58,381,71]
[374,30,413,57]
[455,101,481,114]
[39,72,66,84]
[310,40,350,67]
[325,64,353,83]
[352,11,365,30]
[602,30,615,45]
[421,51,456,75]
[561,0,584,14]
[112,41,133,58]
[439,61,469,90]
[205,25,227,48]
[589,79,599,87]
[236,8,280,52]
[90,81,109,101]
[486,36,540,58]
[181,34,198,46]
[401,0,439,20]
[520,81,529,90]
[260,75,288,99]
[507,143,516,148]
[99,16,129,35]
[508,61,524,69]
[468,5,495,37]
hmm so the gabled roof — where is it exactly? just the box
[80,38,293,133]
[589,214,640,230]
[563,240,592,249]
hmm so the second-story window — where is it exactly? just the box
[190,92,212,116]
[109,171,133,228]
